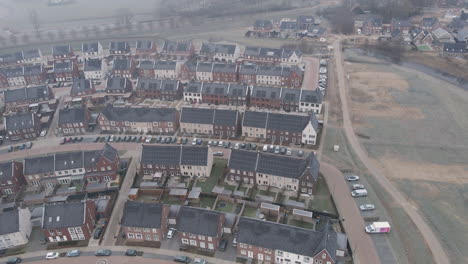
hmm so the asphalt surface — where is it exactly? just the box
[333,37,450,264]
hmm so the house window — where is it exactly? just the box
[135,233,143,239]
[189,240,197,246]
[145,234,152,240]
[208,243,214,250]
[127,233,135,239]
[153,235,159,240]
[181,238,189,244]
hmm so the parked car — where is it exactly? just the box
[93,227,103,239]
[0,249,6,256]
[286,149,292,156]
[234,143,240,149]
[18,143,26,150]
[95,249,112,256]
[246,143,251,150]
[346,175,360,181]
[352,184,365,190]
[66,250,81,257]
[171,137,177,144]
[219,239,228,251]
[125,249,138,256]
[251,143,257,150]
[165,137,172,144]
[208,141,212,146]
[77,137,83,142]
[297,150,304,157]
[6,257,22,264]
[94,137,100,142]
[156,136,162,143]
[192,138,197,146]
[196,139,203,145]
[194,258,206,264]
[279,147,287,155]
[26,142,33,149]
[45,252,59,260]
[173,256,190,263]
[274,145,280,154]
[240,143,246,149]
[213,151,224,156]
[40,130,47,137]
[182,138,188,145]
[212,141,218,146]
[131,136,137,142]
[262,145,268,152]
[360,204,375,211]
[351,189,368,197]
[115,137,121,142]
[167,228,176,239]
[224,142,230,148]
[218,141,224,147]
[145,136,152,143]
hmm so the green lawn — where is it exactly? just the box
[197,159,227,193]
[199,197,216,209]
[215,201,235,213]
[238,185,249,195]
[289,219,315,230]
[223,184,236,191]
[309,176,338,215]
[162,195,184,205]
[242,206,258,218]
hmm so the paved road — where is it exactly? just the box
[333,37,450,264]
[320,162,381,264]
[301,56,320,91]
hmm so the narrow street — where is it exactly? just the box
[332,37,450,264]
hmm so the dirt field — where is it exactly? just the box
[343,49,468,264]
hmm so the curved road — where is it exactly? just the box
[333,37,450,264]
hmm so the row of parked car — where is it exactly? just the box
[318,59,328,94]
[345,175,375,211]
[60,136,84,144]
[7,142,33,152]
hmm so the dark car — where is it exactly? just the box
[93,227,103,239]
[224,142,230,148]
[0,249,6,256]
[72,137,78,143]
[165,137,171,144]
[94,249,111,256]
[196,139,203,145]
[182,138,188,145]
[6,257,22,264]
[156,136,162,143]
[131,136,137,142]
[173,256,190,263]
[125,249,137,256]
[94,137,100,142]
[219,239,228,251]
[99,137,106,142]
[245,143,251,150]
[240,143,246,149]
[251,143,257,150]
[171,137,177,143]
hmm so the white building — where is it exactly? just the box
[280,49,303,67]
[5,67,26,87]
[83,58,107,80]
[299,89,323,114]
[82,42,103,59]
[195,62,213,82]
[0,208,32,249]
[154,60,179,79]
[301,113,319,145]
[183,82,203,103]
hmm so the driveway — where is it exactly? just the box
[301,56,319,91]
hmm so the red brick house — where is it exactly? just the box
[98,105,179,134]
[83,144,120,184]
[180,107,240,138]
[249,86,282,109]
[5,112,41,141]
[58,107,91,135]
[136,78,182,101]
[41,201,97,243]
[160,40,195,60]
[180,60,197,80]
[280,87,301,112]
[23,64,46,85]
[227,83,249,106]
[237,217,344,264]
[135,40,157,55]
[4,85,53,112]
[201,83,229,105]
[53,60,79,82]
[71,78,95,97]
[0,161,25,195]
[112,58,135,78]
[105,77,133,94]
[177,207,225,252]
[137,60,155,78]
[212,63,238,83]
[121,202,169,246]
[0,69,8,88]
[256,65,303,88]
[238,63,257,85]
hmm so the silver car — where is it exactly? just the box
[360,204,375,211]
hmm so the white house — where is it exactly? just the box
[81,42,103,59]
[280,49,303,67]
[195,62,214,82]
[5,67,26,87]
[84,58,107,80]
[299,89,323,114]
[0,208,32,249]
[301,113,319,145]
[154,61,179,79]
[183,82,203,103]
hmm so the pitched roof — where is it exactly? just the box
[297,15,315,25]
[280,21,298,30]
[254,20,272,28]
[52,44,71,56]
[4,85,49,103]
[71,78,92,94]
[251,86,281,100]
[22,49,41,60]
[82,42,100,53]
[53,61,73,73]
[228,149,258,171]
[212,63,237,73]
[137,78,179,92]
[109,41,129,52]
[138,60,155,70]
[228,84,248,97]
[5,112,36,131]
[281,88,301,102]
[121,201,163,228]
[443,42,466,53]
[239,63,257,75]
[106,77,130,90]
[213,109,238,126]
[113,58,132,70]
[100,105,177,122]
[201,83,229,96]
[177,207,222,236]
[55,151,83,170]
[267,112,309,132]
[24,156,55,175]
[257,152,310,179]
[0,161,13,182]
[0,210,20,235]
[84,144,117,168]
[243,111,268,128]
[257,65,283,76]
[59,107,87,125]
[300,89,323,104]
[181,146,209,166]
[23,64,43,76]
[162,40,192,53]
[154,60,176,70]
[141,145,209,166]
[200,43,237,55]
[196,62,213,72]
[84,58,102,71]
[184,82,203,93]
[4,66,23,77]
[136,40,154,51]
[180,107,214,124]
[237,217,338,260]
[42,202,86,229]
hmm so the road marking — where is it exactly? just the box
[97,259,108,264]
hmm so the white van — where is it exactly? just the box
[262,145,268,152]
[351,189,368,197]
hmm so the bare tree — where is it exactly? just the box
[29,10,41,35]
[116,8,133,27]
[21,34,30,44]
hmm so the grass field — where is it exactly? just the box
[196,159,227,193]
[309,176,337,215]
[242,206,258,218]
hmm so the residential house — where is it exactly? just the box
[22,49,43,64]
[84,58,107,80]
[23,64,46,85]
[4,67,26,87]
[41,201,97,242]
[121,202,169,245]
[256,65,303,88]
[0,69,8,88]
[420,17,439,31]
[238,63,257,85]
[455,27,468,43]
[432,28,454,43]
[154,60,178,79]
[228,150,320,194]
[71,78,95,97]
[180,107,240,138]
[196,62,214,82]
[391,18,413,34]
[299,89,323,114]
[297,16,315,30]
[109,41,130,55]
[58,107,91,135]
[442,42,467,56]
[82,143,120,184]
[242,111,319,145]
[81,42,103,58]
[105,77,133,94]
[160,40,195,60]
[23,156,55,188]
[249,86,282,109]
[199,43,240,63]
[136,78,182,100]
[4,112,41,141]
[177,207,225,251]
[183,82,203,103]
[4,85,53,112]
[112,58,135,78]
[137,60,155,78]
[135,40,157,55]
[0,208,32,249]
[227,83,249,106]
[253,20,273,31]
[243,46,282,64]
[180,60,197,80]
[212,63,238,83]
[53,60,79,82]
[280,88,301,111]
[140,145,213,180]
[201,83,230,105]
[237,217,343,264]
[280,49,303,67]
[0,53,21,66]
[280,20,298,37]
[98,105,179,134]
[52,44,74,60]
[362,16,383,35]
[0,161,25,195]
